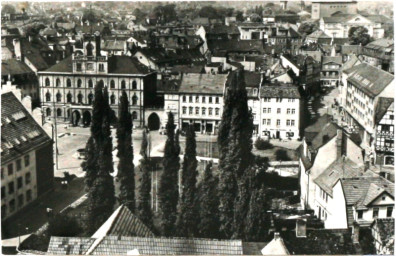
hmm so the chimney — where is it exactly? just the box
[13,38,22,61]
[273,232,281,240]
[336,129,343,158]
[296,219,307,238]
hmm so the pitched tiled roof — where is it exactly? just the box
[207,39,264,54]
[171,64,205,74]
[92,205,154,239]
[314,157,373,196]
[307,30,331,39]
[42,55,150,75]
[341,176,394,206]
[47,237,95,255]
[340,45,361,55]
[375,97,394,124]
[304,114,332,143]
[1,92,52,164]
[243,71,262,88]
[341,54,362,72]
[322,56,342,66]
[308,122,339,150]
[178,73,227,95]
[102,40,125,51]
[1,59,34,75]
[90,236,243,255]
[344,63,394,98]
[260,85,300,99]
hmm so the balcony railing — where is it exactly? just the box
[377,131,394,137]
[375,146,394,152]
[73,55,107,62]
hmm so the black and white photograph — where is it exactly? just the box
[0,0,394,255]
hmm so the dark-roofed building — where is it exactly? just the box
[335,176,394,229]
[1,91,54,221]
[207,39,265,56]
[305,30,332,44]
[340,63,394,155]
[374,97,394,167]
[360,39,394,73]
[48,236,244,255]
[38,35,157,127]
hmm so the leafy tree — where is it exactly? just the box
[47,213,82,237]
[198,161,220,238]
[199,6,219,19]
[82,8,99,23]
[158,112,180,236]
[348,26,372,46]
[2,4,16,14]
[133,8,147,22]
[86,85,116,234]
[249,13,262,22]
[275,149,291,161]
[235,11,244,21]
[153,4,177,24]
[298,22,319,37]
[116,91,135,212]
[176,125,198,237]
[137,129,153,228]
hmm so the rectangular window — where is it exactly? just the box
[291,120,295,126]
[209,97,212,103]
[195,107,199,115]
[1,168,4,179]
[26,190,32,202]
[182,107,187,114]
[9,199,15,212]
[202,97,206,103]
[189,96,193,103]
[277,119,280,126]
[8,164,13,175]
[215,97,219,104]
[195,96,199,103]
[1,186,5,198]
[182,96,186,102]
[263,108,267,114]
[8,182,14,194]
[17,177,23,189]
[387,207,393,217]
[292,109,295,114]
[189,107,193,115]
[357,210,363,219]
[373,208,379,218]
[268,108,271,113]
[215,108,220,116]
[76,63,82,71]
[25,173,31,185]
[16,159,22,171]
[267,119,271,125]
[277,108,281,114]
[209,108,213,116]
[287,109,291,114]
[24,155,30,167]
[262,119,266,125]
[202,108,206,115]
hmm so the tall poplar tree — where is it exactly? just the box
[116,91,135,212]
[176,125,198,237]
[198,161,220,238]
[86,85,116,234]
[158,112,179,236]
[137,129,153,228]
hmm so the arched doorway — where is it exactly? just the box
[83,111,92,127]
[148,113,160,130]
[72,110,81,126]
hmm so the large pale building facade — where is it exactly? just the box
[38,35,157,127]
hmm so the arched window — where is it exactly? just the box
[132,111,138,120]
[45,92,51,102]
[56,92,62,102]
[132,94,138,105]
[132,81,137,90]
[88,93,94,105]
[45,78,50,87]
[77,93,83,103]
[110,80,115,89]
[77,79,82,88]
[86,42,94,56]
[88,79,93,88]
[121,80,126,89]
[57,108,62,117]
[67,93,72,103]
[67,109,71,118]
[110,94,116,105]
[56,78,61,87]
[67,79,71,87]
[46,108,51,117]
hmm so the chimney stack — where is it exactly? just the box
[13,38,22,61]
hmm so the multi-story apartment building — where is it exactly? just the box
[259,84,301,139]
[360,39,394,74]
[321,56,342,87]
[374,97,394,166]
[311,1,357,20]
[340,63,394,155]
[1,91,53,221]
[37,35,157,127]
[320,14,389,39]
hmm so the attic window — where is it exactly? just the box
[5,117,11,124]
[12,111,26,121]
[4,141,13,149]
[20,136,27,142]
[14,138,20,145]
[27,130,40,139]
[382,196,386,200]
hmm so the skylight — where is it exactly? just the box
[12,111,26,121]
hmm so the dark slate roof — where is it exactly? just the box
[207,24,240,35]
[344,63,394,98]
[372,218,394,246]
[244,71,262,88]
[178,73,227,95]
[207,39,264,54]
[309,122,339,150]
[91,236,243,255]
[242,242,268,255]
[341,54,361,72]
[307,30,331,39]
[47,237,95,255]
[1,59,34,75]
[375,97,394,124]
[1,92,52,164]
[260,84,301,99]
[92,205,154,238]
[156,79,181,93]
[314,157,374,196]
[170,64,204,74]
[322,56,342,66]
[42,55,150,75]
[102,40,125,51]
